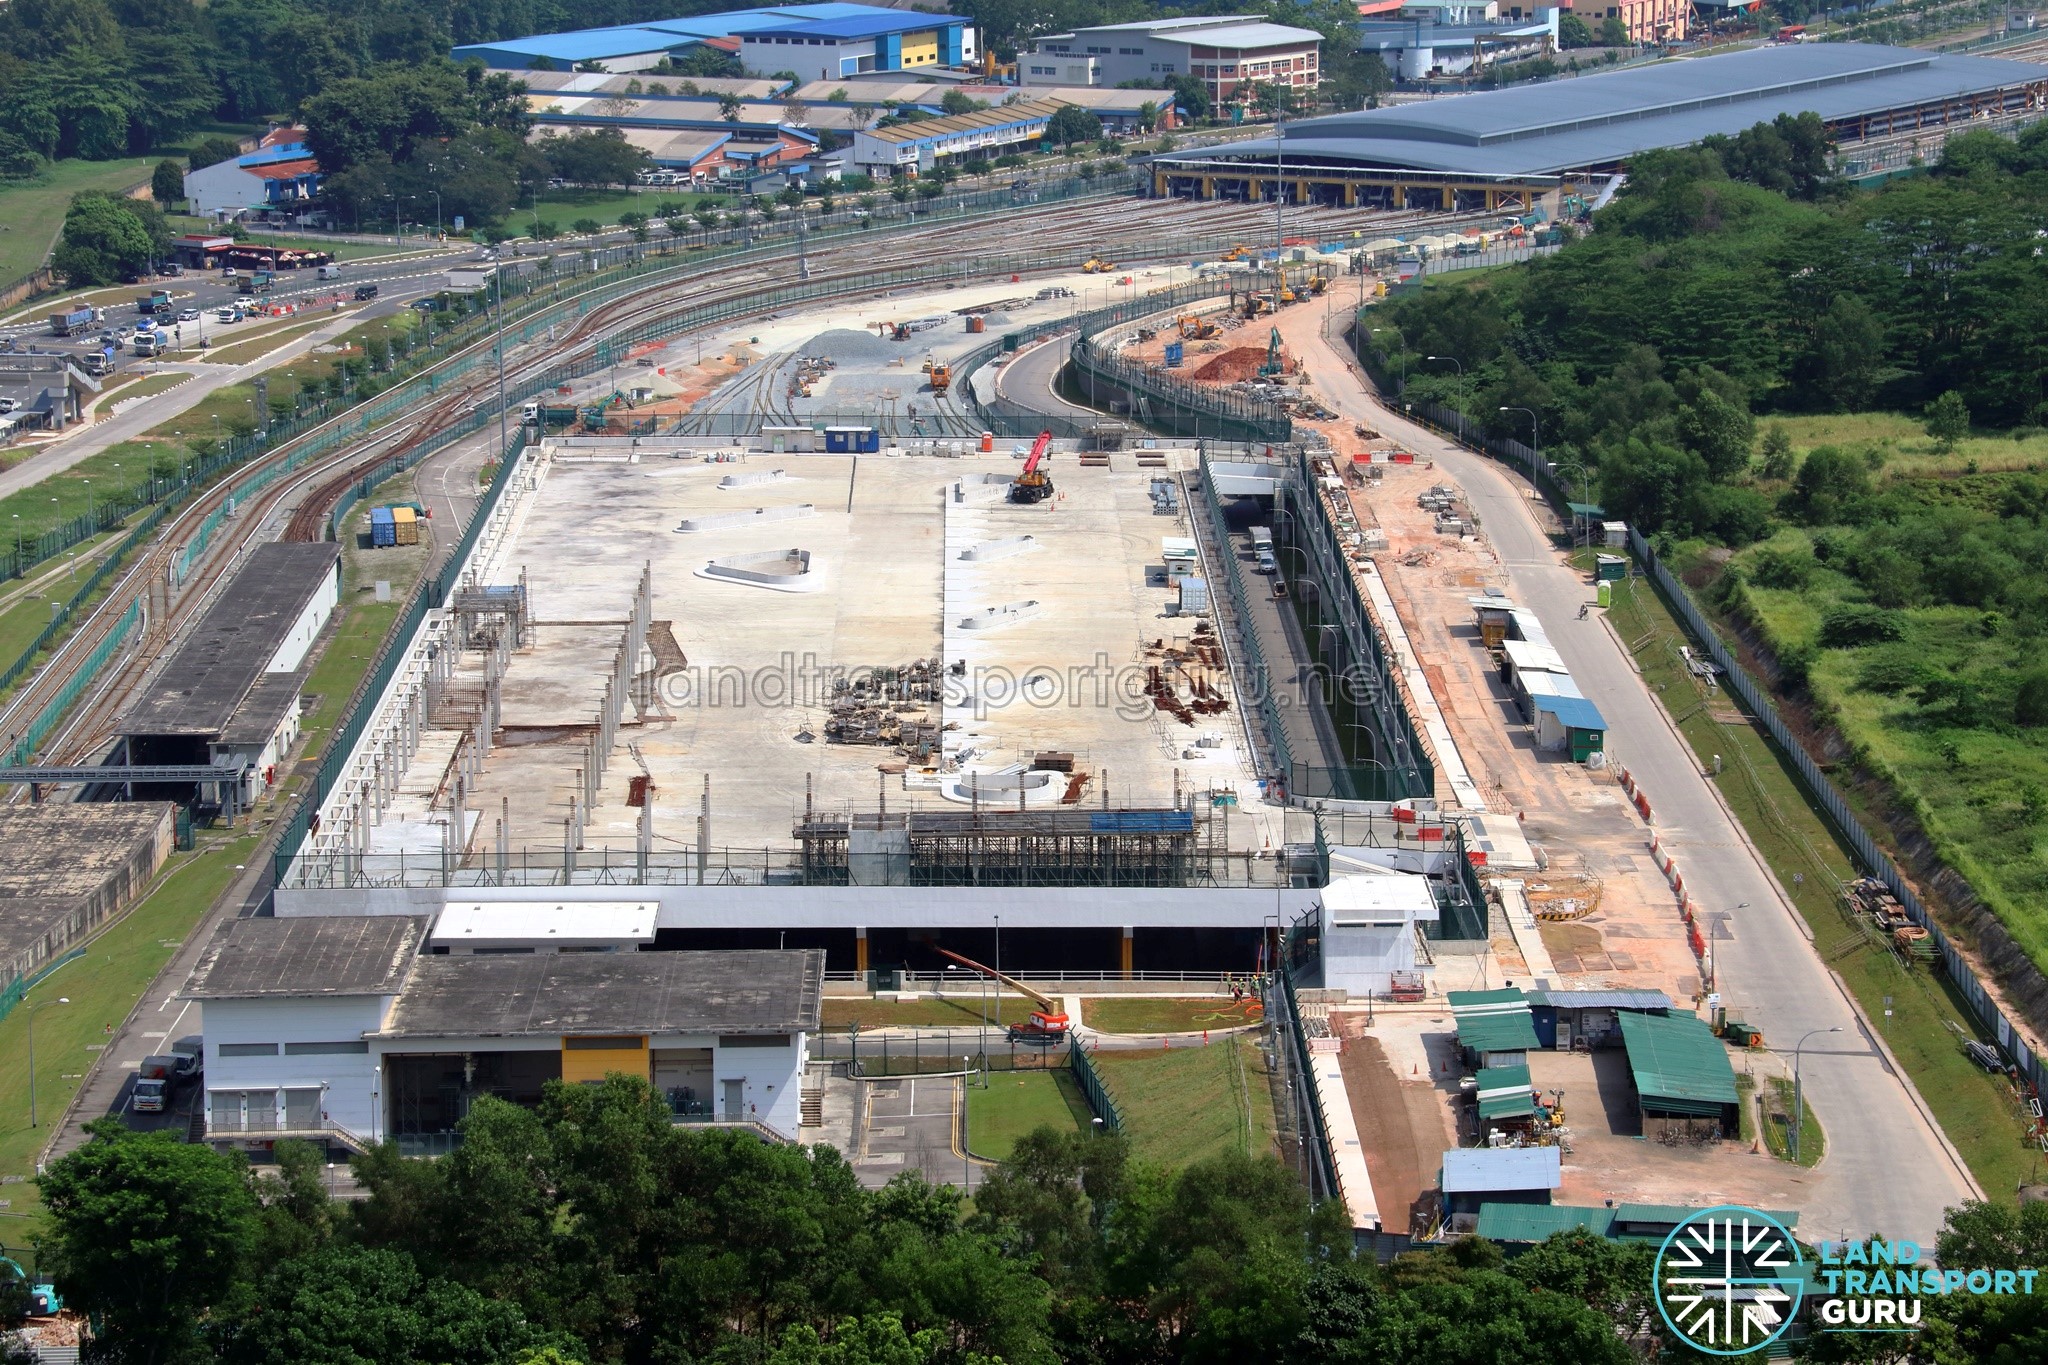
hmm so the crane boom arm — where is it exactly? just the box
[935,947,1060,1012]
[1021,430,1051,477]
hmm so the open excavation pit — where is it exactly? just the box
[339,443,1278,862]
[695,548,822,593]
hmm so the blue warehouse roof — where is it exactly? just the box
[1442,1145,1561,1194]
[746,13,961,38]
[1157,43,2047,179]
[455,29,699,63]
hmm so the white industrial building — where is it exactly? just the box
[1021,16,1321,102]
[850,99,1066,176]
[186,912,822,1150]
[1317,871,1441,995]
[1358,6,1563,81]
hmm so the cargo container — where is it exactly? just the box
[824,425,880,453]
[392,505,419,545]
[135,289,174,314]
[1178,576,1209,614]
[370,506,396,548]
[48,305,94,336]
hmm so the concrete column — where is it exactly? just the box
[1121,926,1134,980]
[856,927,869,973]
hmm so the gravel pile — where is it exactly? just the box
[979,310,1013,327]
[805,327,904,364]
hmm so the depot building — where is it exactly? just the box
[185,909,822,1151]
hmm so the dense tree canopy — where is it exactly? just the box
[37,1077,1663,1364]
[1375,117,2048,543]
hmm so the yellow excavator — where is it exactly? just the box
[1177,314,1218,340]
[1081,257,1115,273]
[936,946,1070,1041]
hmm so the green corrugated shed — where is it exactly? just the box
[1618,1011,1739,1114]
[1447,988,1529,1012]
[1457,1010,1541,1054]
[1608,1203,1800,1240]
[1476,1203,1612,1243]
[1475,1064,1536,1119]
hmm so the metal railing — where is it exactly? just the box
[1068,1036,1124,1134]
[1271,956,1338,1206]
[1626,532,2048,1103]
[1370,328,2048,1103]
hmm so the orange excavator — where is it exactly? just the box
[1009,429,1053,504]
[936,947,1070,1041]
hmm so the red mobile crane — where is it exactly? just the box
[1009,430,1054,504]
[935,947,1070,1041]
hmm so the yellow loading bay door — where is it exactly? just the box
[561,1034,650,1085]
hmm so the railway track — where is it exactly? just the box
[0,191,1518,782]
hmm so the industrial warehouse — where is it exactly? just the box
[1151,42,2048,210]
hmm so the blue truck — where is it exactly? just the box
[47,305,94,336]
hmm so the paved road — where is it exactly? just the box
[1282,311,1978,1245]
[0,259,479,500]
[993,332,1103,422]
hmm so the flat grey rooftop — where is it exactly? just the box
[1158,43,2048,177]
[379,948,824,1038]
[120,542,339,739]
[185,914,427,998]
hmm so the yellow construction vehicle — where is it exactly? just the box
[1177,314,1218,340]
[928,358,952,396]
[1277,284,1297,305]
[1081,257,1115,273]
[1308,275,1331,295]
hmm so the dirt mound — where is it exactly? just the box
[1188,346,1272,383]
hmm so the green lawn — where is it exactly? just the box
[966,1069,1093,1161]
[1607,573,2042,1200]
[1765,410,2048,477]
[0,158,160,284]
[0,832,257,1225]
[823,995,1024,1030]
[1088,1036,1278,1167]
[1759,1076,1826,1168]
[528,188,713,235]
[1080,996,1263,1033]
[199,316,337,368]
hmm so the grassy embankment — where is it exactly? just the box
[1606,561,2044,1199]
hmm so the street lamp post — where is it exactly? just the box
[1424,354,1464,375]
[1499,405,1541,492]
[26,996,71,1126]
[1790,1026,1841,1163]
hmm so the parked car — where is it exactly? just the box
[223,266,237,278]
[0,397,20,414]
[410,297,437,312]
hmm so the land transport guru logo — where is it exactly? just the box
[1653,1206,1805,1355]
[1654,1203,2044,1354]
